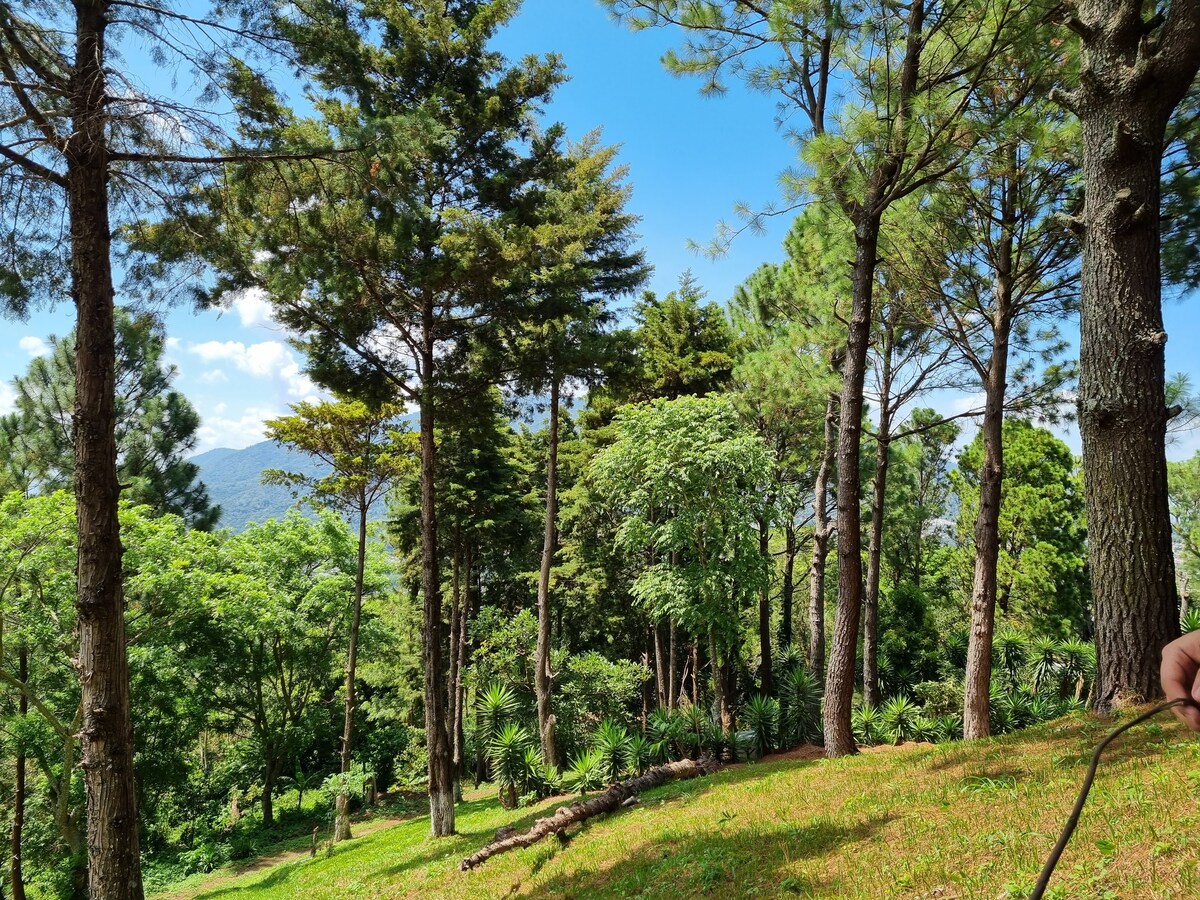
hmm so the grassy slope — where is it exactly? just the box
[169,712,1200,899]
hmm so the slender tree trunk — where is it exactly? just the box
[691,641,700,706]
[69,5,143,894]
[781,522,796,649]
[668,619,678,709]
[1074,28,1198,710]
[334,502,369,841]
[863,320,896,708]
[709,629,732,733]
[758,516,774,696]
[535,377,560,766]
[653,624,667,708]
[962,344,1008,738]
[420,309,455,836]
[825,215,882,758]
[262,760,277,827]
[11,646,27,900]
[452,542,471,787]
[810,393,837,683]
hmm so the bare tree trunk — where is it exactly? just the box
[535,377,560,766]
[963,309,1011,738]
[261,759,277,827]
[825,216,882,758]
[691,641,700,705]
[667,619,678,709]
[758,516,774,696]
[420,308,455,837]
[781,522,796,649]
[70,5,143,894]
[810,393,837,683]
[11,646,27,900]
[1073,17,1199,710]
[709,629,732,733]
[452,542,471,788]
[653,624,666,708]
[863,320,897,709]
[335,502,369,842]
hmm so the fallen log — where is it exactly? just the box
[459,756,719,870]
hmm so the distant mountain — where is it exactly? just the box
[191,440,332,533]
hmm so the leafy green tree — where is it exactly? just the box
[9,309,218,528]
[509,135,649,768]
[263,399,415,841]
[1168,453,1200,608]
[951,421,1088,639]
[634,272,735,401]
[185,1,586,837]
[592,395,772,731]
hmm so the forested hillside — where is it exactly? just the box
[3,1,1200,899]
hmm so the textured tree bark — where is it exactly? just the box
[458,756,719,870]
[451,543,471,787]
[809,393,837,683]
[334,501,370,841]
[863,331,895,710]
[11,646,27,900]
[535,376,560,767]
[758,516,774,696]
[667,619,678,709]
[709,628,733,732]
[824,217,882,758]
[653,623,666,708]
[781,523,796,649]
[961,206,1013,738]
[420,307,455,837]
[69,4,144,895]
[261,760,277,827]
[1072,5,1200,710]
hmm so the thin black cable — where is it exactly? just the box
[1029,698,1191,900]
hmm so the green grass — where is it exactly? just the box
[166,712,1200,899]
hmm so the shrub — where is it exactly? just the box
[565,749,605,795]
[593,719,632,784]
[489,722,534,808]
[880,696,920,744]
[625,733,655,775]
[777,666,821,745]
[852,704,886,746]
[913,680,964,719]
[742,694,779,758]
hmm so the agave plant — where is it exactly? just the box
[880,696,920,744]
[742,694,779,758]
[564,749,605,796]
[488,722,534,808]
[852,704,885,746]
[942,626,970,672]
[677,703,707,758]
[625,733,655,776]
[778,666,821,745]
[910,715,940,743]
[993,629,1028,689]
[477,682,520,745]
[935,713,963,742]
[775,643,806,674]
[1184,608,1200,635]
[1028,636,1060,694]
[1056,639,1096,700]
[593,720,632,784]
[646,707,680,762]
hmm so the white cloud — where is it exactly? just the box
[186,339,321,403]
[18,336,48,358]
[166,336,181,350]
[195,405,282,453]
[199,369,229,385]
[0,382,14,415]
[227,287,276,328]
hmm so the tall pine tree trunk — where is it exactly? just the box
[824,215,882,758]
[962,345,1008,739]
[863,334,895,710]
[653,624,667,708]
[11,646,27,900]
[758,516,774,695]
[69,4,143,893]
[420,308,455,836]
[535,377,560,766]
[781,522,796,649]
[809,393,837,683]
[668,619,678,709]
[452,541,471,787]
[335,501,369,841]
[1072,12,1199,710]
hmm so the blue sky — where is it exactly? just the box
[1,0,1198,459]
